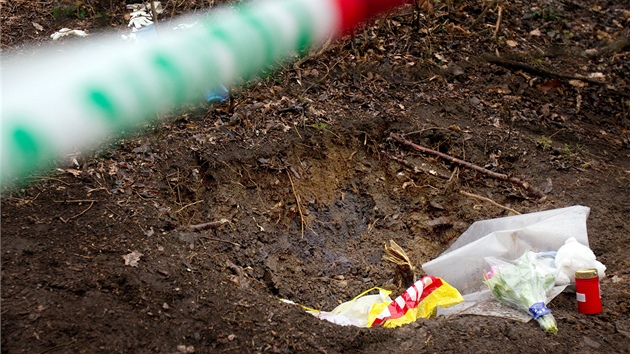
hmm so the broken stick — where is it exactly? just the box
[390,133,545,198]
[180,218,232,232]
[384,151,451,179]
[460,190,521,215]
[481,53,604,85]
[583,31,630,59]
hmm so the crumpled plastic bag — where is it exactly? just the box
[284,276,463,328]
[51,28,88,40]
[555,237,606,285]
[368,276,464,328]
[421,205,605,322]
[423,205,590,294]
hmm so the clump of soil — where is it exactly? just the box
[2,1,630,353]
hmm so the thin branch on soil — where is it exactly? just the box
[384,152,451,179]
[480,53,605,85]
[180,218,232,232]
[6,192,41,205]
[390,133,545,198]
[402,127,456,137]
[174,200,204,213]
[583,31,630,59]
[493,5,503,40]
[460,190,521,214]
[471,0,498,30]
[27,176,70,185]
[86,186,109,195]
[293,36,333,70]
[287,170,306,238]
[201,236,241,247]
[149,0,158,27]
[53,199,97,203]
[37,338,77,354]
[60,201,94,223]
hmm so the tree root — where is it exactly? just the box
[480,53,605,85]
[471,0,499,30]
[384,151,451,179]
[390,133,545,198]
[460,190,521,215]
[583,31,630,59]
[181,218,232,232]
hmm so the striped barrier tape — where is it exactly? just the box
[1,0,411,188]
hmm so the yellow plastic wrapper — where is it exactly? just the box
[284,276,463,328]
[369,276,463,328]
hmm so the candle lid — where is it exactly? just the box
[575,268,598,279]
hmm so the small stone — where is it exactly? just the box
[581,336,601,349]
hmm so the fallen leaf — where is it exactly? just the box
[56,168,82,177]
[588,72,605,81]
[529,28,542,36]
[538,79,562,91]
[177,345,195,353]
[596,30,612,43]
[433,52,448,63]
[32,22,43,31]
[568,80,587,88]
[506,39,518,47]
[123,251,143,267]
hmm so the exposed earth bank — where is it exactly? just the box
[2,1,629,353]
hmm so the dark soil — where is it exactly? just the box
[2,1,630,353]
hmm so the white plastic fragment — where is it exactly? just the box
[423,205,591,294]
[129,11,154,29]
[173,22,199,31]
[51,28,88,40]
[421,206,598,322]
[127,1,164,14]
[123,251,143,267]
[555,237,606,285]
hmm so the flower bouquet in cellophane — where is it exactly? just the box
[484,252,558,334]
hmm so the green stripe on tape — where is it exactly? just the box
[88,88,119,122]
[205,27,240,75]
[12,128,40,166]
[153,51,188,104]
[121,67,153,123]
[286,1,316,55]
[242,13,276,65]
[4,122,53,180]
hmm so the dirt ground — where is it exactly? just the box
[2,0,630,353]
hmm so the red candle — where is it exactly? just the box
[575,268,602,315]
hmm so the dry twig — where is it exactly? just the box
[384,152,451,179]
[174,200,204,214]
[293,36,333,70]
[481,53,605,85]
[390,133,545,198]
[60,201,95,223]
[287,170,306,238]
[383,240,416,289]
[493,5,503,39]
[201,236,241,247]
[149,0,158,27]
[583,31,630,58]
[471,0,499,29]
[181,218,232,232]
[459,190,521,215]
